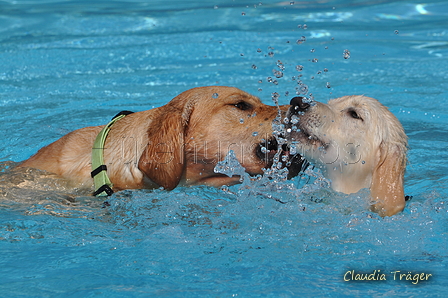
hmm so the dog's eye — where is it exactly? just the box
[348,109,362,120]
[234,101,252,111]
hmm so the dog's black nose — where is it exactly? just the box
[290,96,310,112]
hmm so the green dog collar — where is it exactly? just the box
[91,110,134,197]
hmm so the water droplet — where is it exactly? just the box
[241,12,246,16]
[212,93,219,99]
[303,24,308,29]
[252,64,258,69]
[290,115,299,124]
[276,60,285,70]
[343,49,351,59]
[310,48,315,53]
[258,88,262,92]
[272,69,283,78]
[324,68,328,72]
[261,146,268,153]
[239,118,244,123]
[326,82,331,88]
[257,48,262,53]
[295,65,303,71]
[267,76,273,83]
[394,30,399,34]
[311,58,318,63]
[268,51,275,57]
[362,160,366,164]
[240,53,244,56]
[258,79,262,83]
[214,5,219,9]
[290,145,297,154]
[296,36,306,44]
[290,1,294,5]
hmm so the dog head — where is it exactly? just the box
[286,95,408,216]
[139,86,306,190]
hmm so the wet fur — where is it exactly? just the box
[288,95,408,216]
[20,86,288,192]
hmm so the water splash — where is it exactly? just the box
[213,150,247,179]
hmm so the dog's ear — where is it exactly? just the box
[138,95,195,190]
[370,143,407,217]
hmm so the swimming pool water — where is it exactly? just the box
[1,0,447,297]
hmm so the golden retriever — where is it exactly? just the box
[20,86,305,193]
[286,95,408,216]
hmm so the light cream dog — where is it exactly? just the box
[20,86,305,192]
[287,95,408,216]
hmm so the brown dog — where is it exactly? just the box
[20,86,304,193]
[287,95,408,216]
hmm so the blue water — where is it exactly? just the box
[1,0,448,296]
